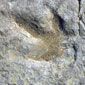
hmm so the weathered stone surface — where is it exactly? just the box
[0,58,83,85]
[79,0,85,37]
[0,0,85,85]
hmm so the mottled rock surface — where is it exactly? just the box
[0,0,85,85]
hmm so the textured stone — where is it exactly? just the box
[0,0,85,85]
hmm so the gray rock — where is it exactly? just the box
[0,0,85,85]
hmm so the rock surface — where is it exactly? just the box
[0,0,85,85]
